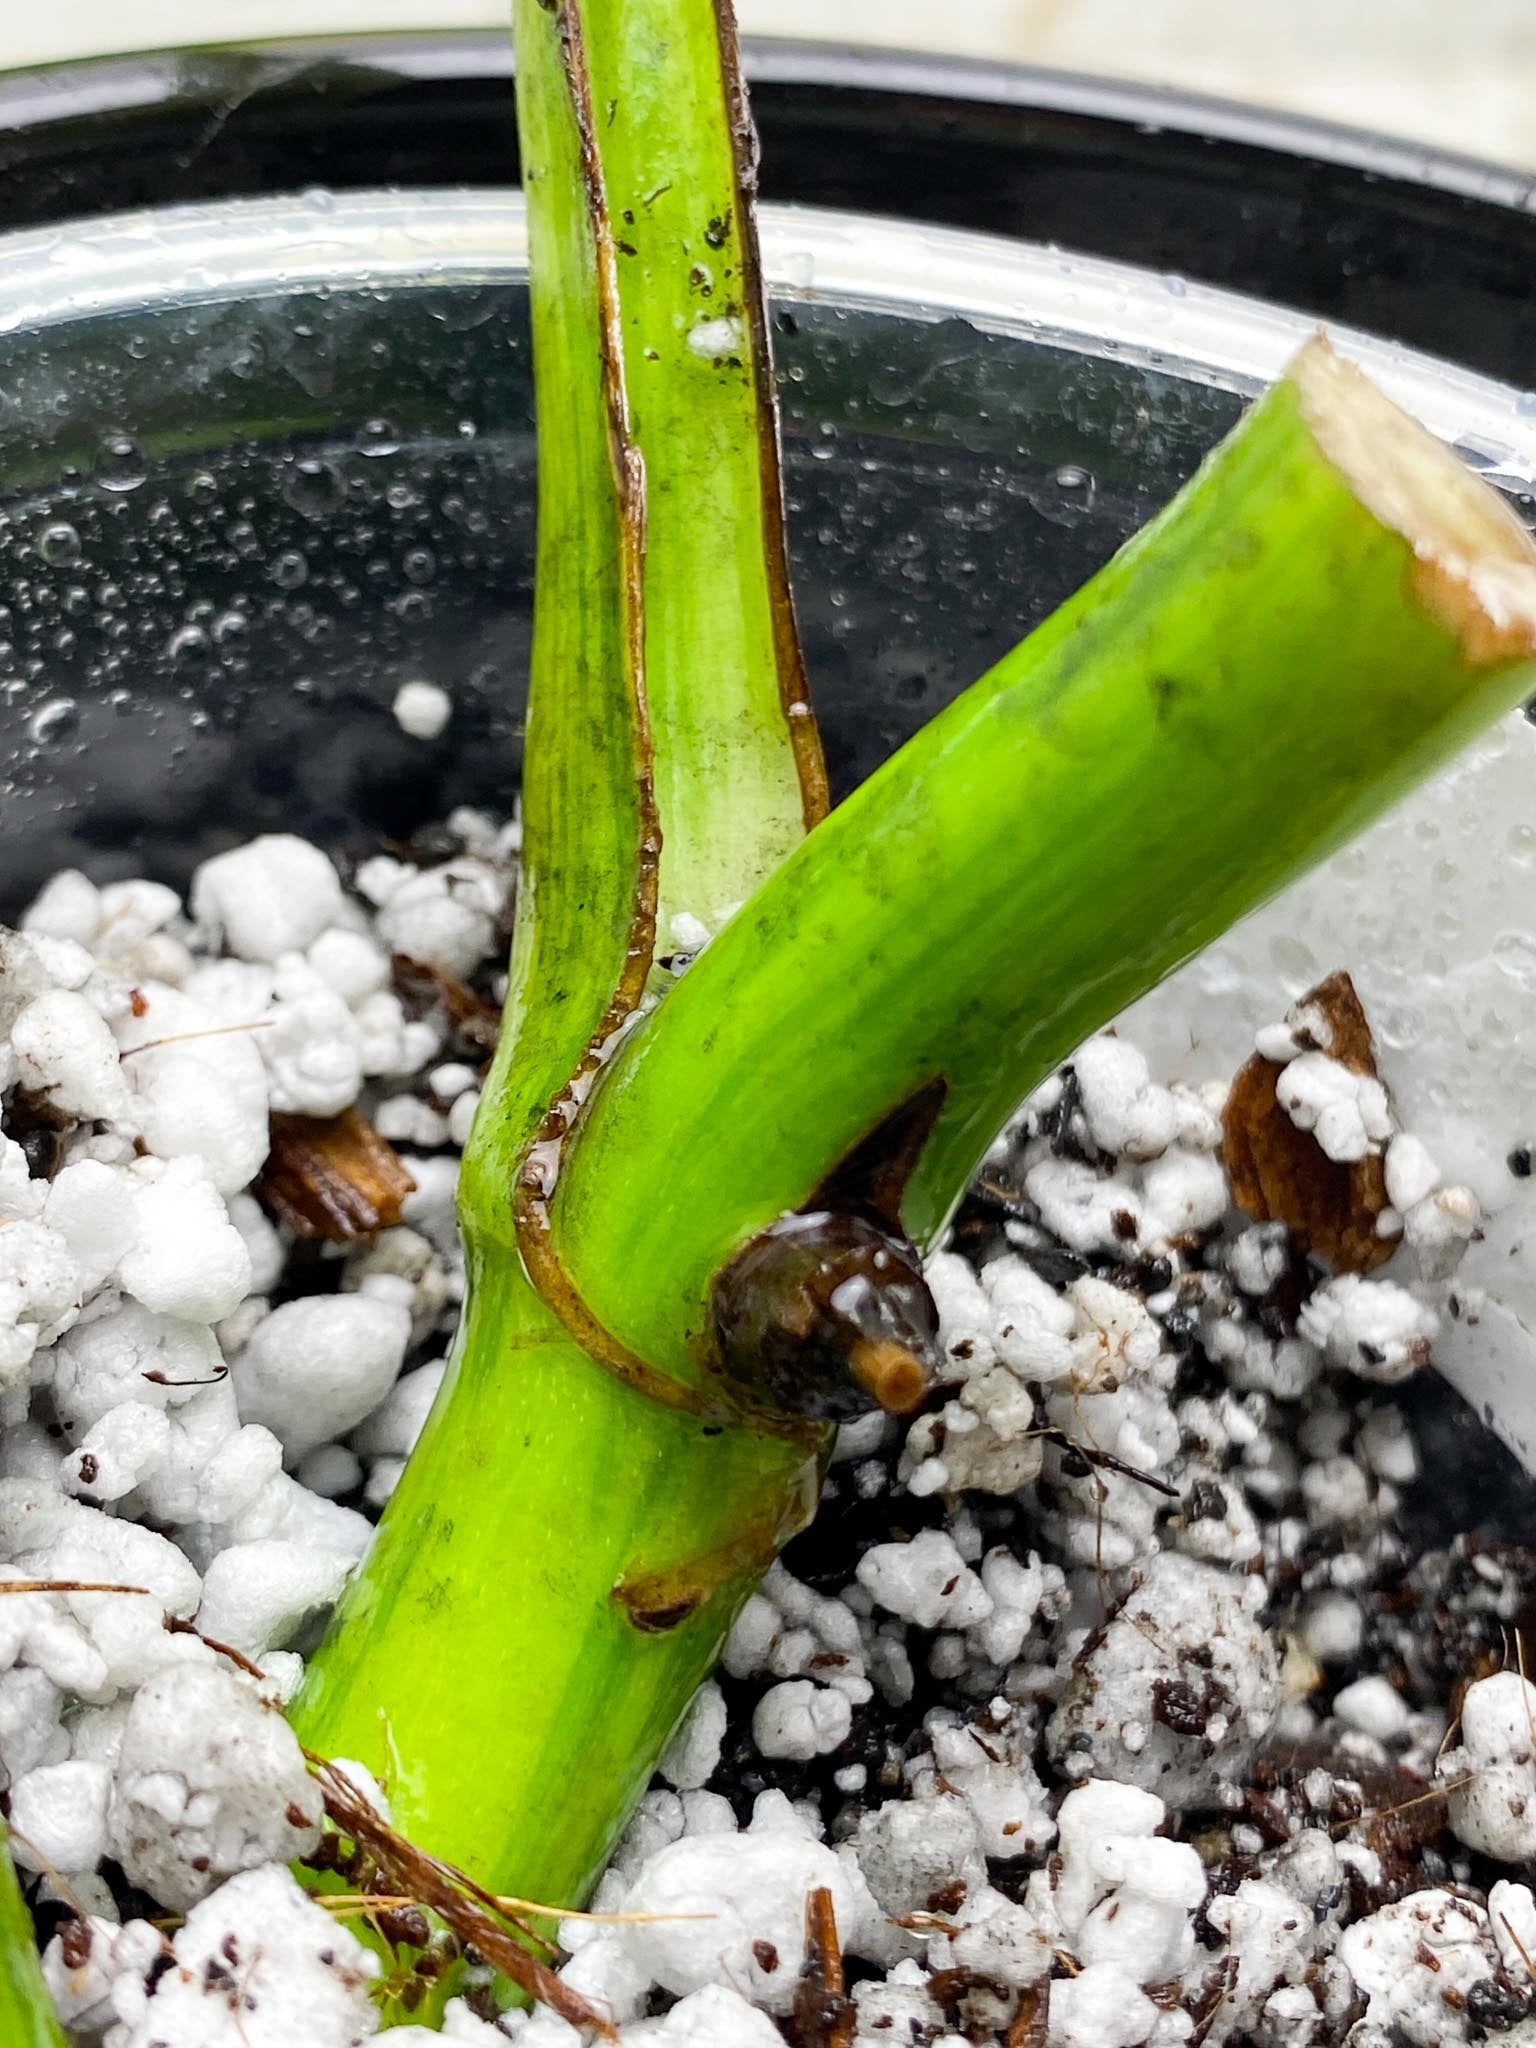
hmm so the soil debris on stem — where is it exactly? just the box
[305,1753,619,2039]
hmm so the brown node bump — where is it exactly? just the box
[711,1208,938,1423]
[710,1076,947,1423]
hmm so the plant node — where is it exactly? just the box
[711,1208,938,1421]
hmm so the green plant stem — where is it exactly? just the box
[293,8,1536,2020]
[0,1828,64,2048]
[299,325,1536,2012]
[554,341,1536,1366]
[295,1247,811,1879]
[291,0,824,2001]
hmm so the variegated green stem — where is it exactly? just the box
[294,5,1536,2024]
[291,0,827,1999]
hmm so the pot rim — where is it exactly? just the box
[0,185,1530,491]
[1,34,1534,210]
[752,40,1536,207]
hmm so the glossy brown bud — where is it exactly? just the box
[710,1208,939,1423]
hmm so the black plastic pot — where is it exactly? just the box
[0,38,1531,1528]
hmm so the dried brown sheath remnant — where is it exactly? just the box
[709,0,829,831]
[306,1753,617,2039]
[1222,970,1395,1274]
[794,1885,855,2048]
[553,0,660,1047]
[258,1110,416,1241]
[562,0,661,989]
[511,2,670,1418]
[616,1453,823,1632]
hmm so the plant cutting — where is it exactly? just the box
[285,0,1536,2012]
[4,10,1536,2047]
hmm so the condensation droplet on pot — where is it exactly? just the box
[1376,1003,1426,1052]
[98,434,145,493]
[358,418,401,457]
[38,522,81,568]
[271,550,308,590]
[1054,465,1097,512]
[1268,932,1316,981]
[282,457,344,518]
[430,288,499,333]
[165,623,210,663]
[1493,931,1536,992]
[28,697,78,744]
[402,547,437,587]
[1507,822,1536,864]
[868,361,917,409]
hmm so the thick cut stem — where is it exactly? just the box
[553,340,1536,1362]
[0,1829,64,2048]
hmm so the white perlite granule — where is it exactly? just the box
[391,680,454,741]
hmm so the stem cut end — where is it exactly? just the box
[847,1337,930,1417]
[1291,333,1536,667]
